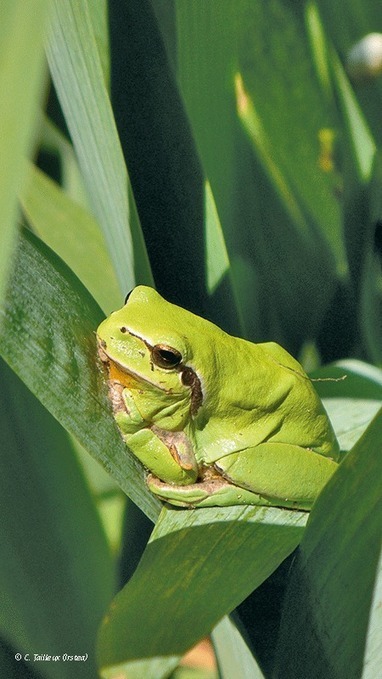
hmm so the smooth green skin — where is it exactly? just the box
[97,286,340,510]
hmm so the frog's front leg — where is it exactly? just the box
[215,442,339,509]
[114,392,198,485]
[128,427,199,485]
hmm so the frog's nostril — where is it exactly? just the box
[120,326,127,333]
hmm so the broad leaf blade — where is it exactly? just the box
[0,360,114,679]
[97,504,307,679]
[212,616,264,679]
[274,408,382,678]
[39,115,92,209]
[88,0,110,85]
[359,152,382,365]
[175,1,344,349]
[108,1,241,334]
[318,0,382,146]
[0,227,160,522]
[363,551,382,679]
[314,360,382,451]
[0,0,50,305]
[330,49,375,185]
[46,0,150,293]
[0,637,41,679]
[20,162,121,315]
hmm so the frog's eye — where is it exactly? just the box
[151,345,182,369]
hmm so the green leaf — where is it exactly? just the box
[175,1,345,349]
[204,180,246,335]
[107,1,241,334]
[0,227,160,523]
[97,504,307,679]
[0,359,114,679]
[359,152,382,365]
[87,0,110,86]
[314,360,382,451]
[235,4,343,259]
[20,162,121,315]
[204,181,230,296]
[330,49,376,184]
[327,42,378,359]
[313,359,382,399]
[46,0,151,293]
[273,408,382,678]
[363,552,382,679]
[39,116,90,207]
[317,0,382,146]
[212,616,264,679]
[0,637,41,679]
[0,0,50,306]
[304,1,333,101]
[172,667,216,679]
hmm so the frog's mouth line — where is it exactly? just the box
[97,337,173,392]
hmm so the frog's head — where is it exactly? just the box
[97,286,208,423]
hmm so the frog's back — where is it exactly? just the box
[259,341,307,376]
[257,342,340,460]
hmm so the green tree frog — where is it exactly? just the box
[97,286,340,509]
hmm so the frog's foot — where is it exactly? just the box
[146,466,272,508]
